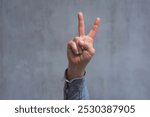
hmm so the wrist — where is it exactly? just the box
[67,66,85,80]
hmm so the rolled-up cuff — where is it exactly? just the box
[64,69,89,100]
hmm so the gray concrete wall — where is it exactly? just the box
[0,0,150,99]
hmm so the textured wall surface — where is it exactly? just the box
[0,0,150,99]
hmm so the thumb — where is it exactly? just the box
[78,40,90,51]
[79,40,95,56]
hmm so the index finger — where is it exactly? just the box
[88,17,101,39]
[78,12,85,36]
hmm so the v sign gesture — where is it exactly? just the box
[67,12,101,80]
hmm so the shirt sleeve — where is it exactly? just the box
[64,69,89,100]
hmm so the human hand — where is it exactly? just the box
[67,12,101,79]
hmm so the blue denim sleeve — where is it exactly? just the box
[64,70,89,100]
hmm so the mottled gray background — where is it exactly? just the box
[0,0,150,99]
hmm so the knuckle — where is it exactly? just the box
[68,40,74,48]
[92,25,98,32]
[90,48,95,56]
[68,40,72,45]
[73,37,80,43]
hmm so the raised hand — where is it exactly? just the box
[67,12,101,79]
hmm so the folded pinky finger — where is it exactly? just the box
[68,41,79,55]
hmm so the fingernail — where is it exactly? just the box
[97,17,100,21]
[78,12,82,16]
